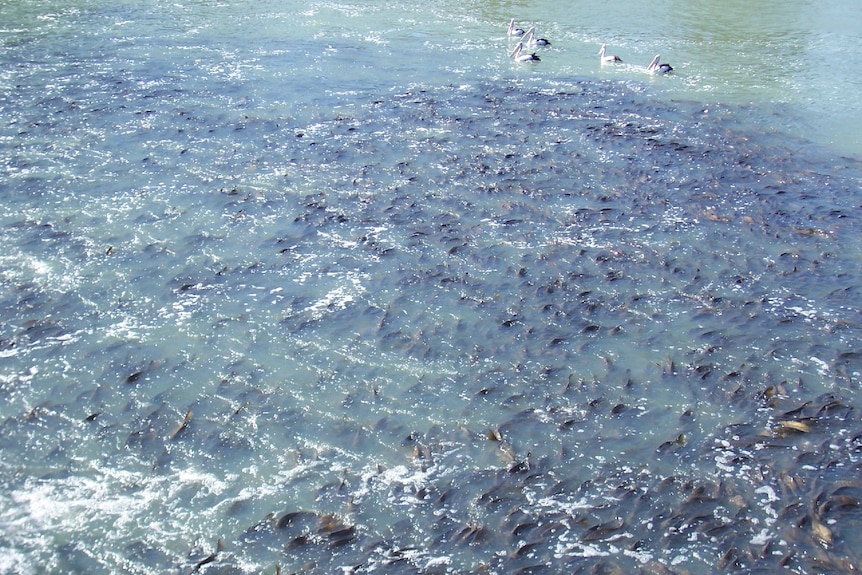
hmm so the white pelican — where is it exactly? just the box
[523,27,550,47]
[647,55,673,74]
[508,18,525,37]
[598,44,622,63]
[510,42,540,62]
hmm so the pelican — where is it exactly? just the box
[510,42,540,62]
[523,27,550,47]
[598,44,622,63]
[647,55,673,74]
[508,18,525,37]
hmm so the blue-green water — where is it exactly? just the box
[2,1,862,573]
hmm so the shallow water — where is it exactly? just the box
[2,1,862,574]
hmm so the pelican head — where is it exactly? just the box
[647,55,673,74]
[598,44,622,63]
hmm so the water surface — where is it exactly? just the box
[2,1,862,574]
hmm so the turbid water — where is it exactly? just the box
[2,1,862,573]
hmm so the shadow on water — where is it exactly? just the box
[2,75,862,574]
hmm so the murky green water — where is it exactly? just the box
[2,1,862,573]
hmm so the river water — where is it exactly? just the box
[2,1,862,573]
